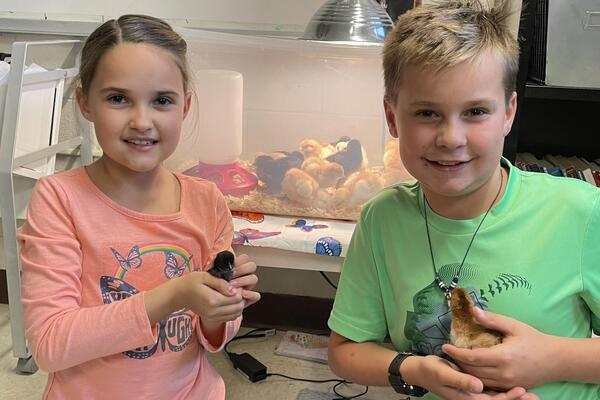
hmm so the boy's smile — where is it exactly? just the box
[384,50,517,218]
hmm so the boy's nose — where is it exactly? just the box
[129,106,153,132]
[435,119,467,149]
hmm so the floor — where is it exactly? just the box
[0,304,395,400]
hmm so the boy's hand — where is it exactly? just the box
[404,355,537,399]
[443,307,552,391]
[230,253,261,308]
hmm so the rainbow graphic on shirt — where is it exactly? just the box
[111,243,195,279]
[102,242,198,360]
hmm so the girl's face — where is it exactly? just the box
[384,50,517,214]
[77,43,191,175]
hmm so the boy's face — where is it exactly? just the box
[384,50,517,207]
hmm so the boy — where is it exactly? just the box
[327,1,600,399]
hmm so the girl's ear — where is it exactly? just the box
[384,97,399,139]
[182,91,192,120]
[76,87,93,121]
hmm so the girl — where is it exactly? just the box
[18,14,260,399]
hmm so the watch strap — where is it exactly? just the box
[388,352,428,397]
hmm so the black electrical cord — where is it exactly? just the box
[225,328,369,400]
[333,380,369,400]
[265,373,368,400]
[224,328,269,356]
[320,271,338,289]
[266,372,344,384]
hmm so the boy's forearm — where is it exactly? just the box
[549,336,600,384]
[329,340,398,386]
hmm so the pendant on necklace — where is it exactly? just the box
[435,275,456,307]
[444,291,452,308]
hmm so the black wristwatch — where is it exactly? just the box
[388,352,428,397]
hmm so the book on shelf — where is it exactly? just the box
[516,153,600,187]
[580,158,600,171]
[565,156,596,185]
[541,155,567,177]
[516,153,547,173]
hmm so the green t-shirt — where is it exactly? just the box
[329,160,600,399]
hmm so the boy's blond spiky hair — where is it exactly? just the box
[383,0,519,103]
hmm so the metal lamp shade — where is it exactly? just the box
[302,0,393,43]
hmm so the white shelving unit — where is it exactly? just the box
[0,39,92,373]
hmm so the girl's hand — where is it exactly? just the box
[403,355,538,400]
[177,271,245,324]
[443,307,552,391]
[230,253,261,308]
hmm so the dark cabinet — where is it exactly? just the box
[503,0,600,163]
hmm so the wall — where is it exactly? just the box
[0,0,324,31]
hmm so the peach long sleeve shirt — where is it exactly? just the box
[18,168,241,400]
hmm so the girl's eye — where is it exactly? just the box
[107,94,126,104]
[155,97,173,106]
[465,108,488,117]
[415,110,437,118]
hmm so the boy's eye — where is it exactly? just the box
[155,96,174,106]
[107,94,127,104]
[465,108,488,117]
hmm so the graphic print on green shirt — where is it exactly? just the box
[404,263,531,357]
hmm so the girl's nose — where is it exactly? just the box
[435,118,467,149]
[129,106,153,132]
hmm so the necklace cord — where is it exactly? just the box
[423,169,504,297]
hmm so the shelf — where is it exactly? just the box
[525,82,600,102]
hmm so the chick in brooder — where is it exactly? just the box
[281,168,321,206]
[326,138,367,175]
[254,151,304,194]
[331,170,384,210]
[301,157,345,188]
[300,139,327,159]
[300,137,367,175]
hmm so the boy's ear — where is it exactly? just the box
[76,87,93,121]
[182,91,192,120]
[503,91,518,137]
[384,97,399,138]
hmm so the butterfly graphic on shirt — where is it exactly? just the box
[124,309,194,359]
[100,275,139,303]
[110,246,142,271]
[100,275,194,359]
[163,251,190,279]
[232,228,281,245]
[287,219,328,232]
